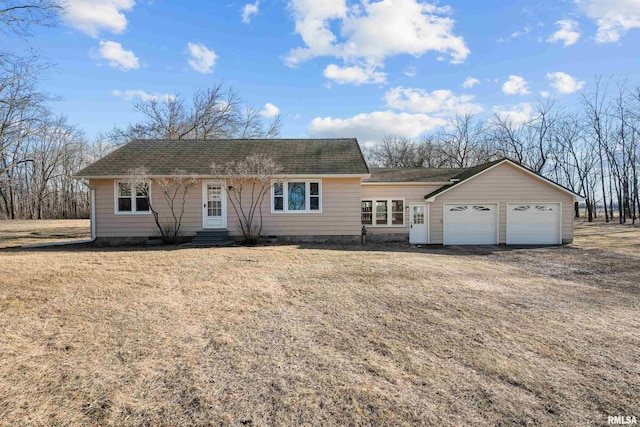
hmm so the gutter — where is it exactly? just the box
[82,180,97,242]
[75,179,96,243]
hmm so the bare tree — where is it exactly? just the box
[127,167,198,244]
[0,54,51,218]
[238,104,282,139]
[0,0,62,38]
[111,84,282,142]
[414,135,449,168]
[551,113,597,219]
[369,135,423,168]
[489,98,560,172]
[582,77,613,222]
[437,113,491,168]
[28,113,82,218]
[211,154,282,244]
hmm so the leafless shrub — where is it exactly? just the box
[211,154,282,244]
[127,167,198,244]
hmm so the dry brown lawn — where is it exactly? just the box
[0,219,90,248]
[0,220,638,426]
[574,218,640,256]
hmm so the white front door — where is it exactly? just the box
[202,181,227,229]
[409,203,428,244]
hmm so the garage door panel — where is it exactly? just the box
[507,204,560,245]
[444,204,497,245]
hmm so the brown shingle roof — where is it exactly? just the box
[75,138,370,177]
[424,158,582,199]
[364,167,466,183]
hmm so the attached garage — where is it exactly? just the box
[361,158,580,245]
[506,203,561,245]
[443,204,498,245]
[425,159,580,245]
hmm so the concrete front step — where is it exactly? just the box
[187,240,234,247]
[190,229,230,245]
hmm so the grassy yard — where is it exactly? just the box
[0,220,638,425]
[0,219,90,248]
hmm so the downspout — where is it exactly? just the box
[79,179,97,243]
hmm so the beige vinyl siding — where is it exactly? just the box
[91,177,361,238]
[429,162,574,244]
[228,178,361,236]
[361,184,444,234]
[91,179,203,238]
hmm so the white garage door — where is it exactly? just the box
[507,204,561,245]
[444,204,497,245]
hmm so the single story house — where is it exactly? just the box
[74,138,580,245]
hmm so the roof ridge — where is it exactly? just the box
[129,138,358,142]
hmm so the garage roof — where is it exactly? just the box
[364,167,466,183]
[424,158,582,200]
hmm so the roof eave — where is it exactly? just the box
[363,181,452,185]
[74,173,371,180]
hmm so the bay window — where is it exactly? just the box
[272,180,322,213]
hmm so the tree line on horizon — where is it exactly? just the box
[365,80,640,224]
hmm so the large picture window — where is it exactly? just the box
[272,180,322,213]
[361,199,404,226]
[115,181,150,214]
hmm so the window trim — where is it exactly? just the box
[114,180,152,215]
[271,180,323,214]
[361,198,405,227]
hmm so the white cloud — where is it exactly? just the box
[308,110,446,145]
[462,77,480,88]
[323,64,386,85]
[98,40,139,70]
[384,86,483,115]
[497,25,532,43]
[112,89,175,102]
[493,103,533,126]
[510,25,532,39]
[65,0,135,38]
[547,20,581,46]
[242,0,260,24]
[259,103,280,118]
[286,0,469,82]
[546,71,585,94]
[540,90,551,98]
[576,0,640,43]
[502,75,531,96]
[404,66,417,77]
[187,42,217,74]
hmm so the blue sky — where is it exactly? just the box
[14,0,640,144]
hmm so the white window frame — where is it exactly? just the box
[114,180,152,215]
[361,198,405,227]
[271,180,322,214]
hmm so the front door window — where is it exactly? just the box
[207,185,222,217]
